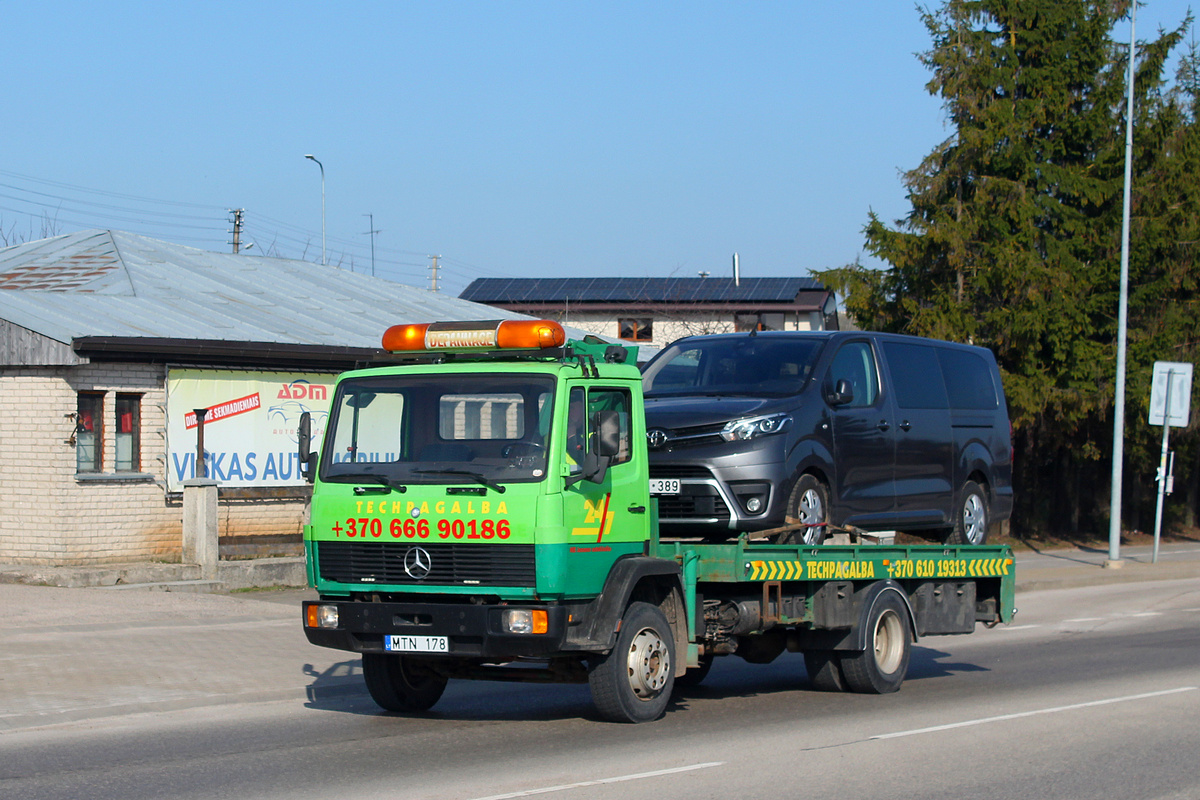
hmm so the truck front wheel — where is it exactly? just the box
[840,592,911,694]
[362,653,448,712]
[588,602,675,723]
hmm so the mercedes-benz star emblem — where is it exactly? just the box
[403,546,432,580]
[646,428,669,449]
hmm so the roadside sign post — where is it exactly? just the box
[1149,362,1193,563]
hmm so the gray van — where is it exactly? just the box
[640,331,1013,545]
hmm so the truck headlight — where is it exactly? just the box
[502,608,548,634]
[306,604,339,629]
[720,413,793,442]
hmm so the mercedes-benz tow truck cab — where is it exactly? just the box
[641,330,1013,545]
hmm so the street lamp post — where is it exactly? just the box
[304,154,326,265]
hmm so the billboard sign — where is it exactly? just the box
[166,369,334,491]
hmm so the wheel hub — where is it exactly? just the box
[626,627,670,699]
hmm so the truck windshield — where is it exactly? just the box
[320,373,555,485]
[642,337,823,398]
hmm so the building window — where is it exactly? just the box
[735,312,787,332]
[619,318,653,341]
[76,393,104,473]
[115,394,141,472]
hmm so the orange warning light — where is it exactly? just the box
[381,319,565,352]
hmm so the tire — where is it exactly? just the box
[784,474,829,545]
[803,650,847,692]
[944,480,988,545]
[361,653,448,712]
[674,654,714,688]
[841,591,912,694]
[588,602,675,723]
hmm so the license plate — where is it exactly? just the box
[385,635,448,653]
[649,479,681,495]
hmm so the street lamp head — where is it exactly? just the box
[305,154,316,160]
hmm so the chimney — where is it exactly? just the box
[733,252,740,287]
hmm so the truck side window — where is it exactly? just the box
[828,342,879,408]
[566,389,587,466]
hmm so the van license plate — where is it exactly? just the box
[385,635,448,653]
[649,479,681,495]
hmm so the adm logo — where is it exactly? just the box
[403,546,433,580]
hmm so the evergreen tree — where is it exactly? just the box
[820,1,1188,533]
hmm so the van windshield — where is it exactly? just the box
[642,337,823,398]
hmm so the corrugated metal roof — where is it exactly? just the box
[0,230,535,348]
[459,276,827,305]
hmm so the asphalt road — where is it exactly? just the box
[2,577,1197,800]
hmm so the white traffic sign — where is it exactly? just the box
[1149,361,1192,428]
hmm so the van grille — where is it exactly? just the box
[657,490,731,520]
[648,464,714,479]
[317,541,536,587]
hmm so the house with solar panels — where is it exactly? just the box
[0,229,566,568]
[459,275,838,348]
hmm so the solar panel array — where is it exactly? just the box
[460,277,824,304]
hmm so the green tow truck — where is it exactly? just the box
[300,319,1015,723]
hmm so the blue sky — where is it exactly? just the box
[2,2,1194,296]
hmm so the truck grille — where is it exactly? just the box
[317,541,536,587]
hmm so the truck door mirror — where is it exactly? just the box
[298,412,316,484]
[565,409,619,488]
[594,410,621,457]
[827,378,855,406]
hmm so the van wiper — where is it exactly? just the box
[340,473,407,493]
[414,468,506,494]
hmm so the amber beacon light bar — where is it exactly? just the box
[381,319,566,353]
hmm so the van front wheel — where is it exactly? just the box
[944,481,988,545]
[785,474,829,545]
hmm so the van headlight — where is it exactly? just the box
[720,413,793,442]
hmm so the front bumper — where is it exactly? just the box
[303,599,571,659]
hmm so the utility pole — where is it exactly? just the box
[362,214,380,277]
[428,254,441,293]
[1107,2,1137,567]
[228,209,244,254]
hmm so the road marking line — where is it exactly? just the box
[998,624,1041,631]
[871,687,1198,741]
[1062,618,1104,622]
[467,762,726,800]
[1128,612,1162,617]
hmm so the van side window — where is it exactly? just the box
[937,349,999,410]
[828,342,879,408]
[883,342,950,409]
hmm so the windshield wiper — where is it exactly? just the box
[413,468,506,494]
[339,473,407,494]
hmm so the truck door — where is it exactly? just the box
[824,339,896,526]
[561,385,649,591]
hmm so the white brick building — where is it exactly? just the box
[0,230,542,566]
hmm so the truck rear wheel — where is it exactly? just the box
[803,650,847,692]
[362,653,448,712]
[588,602,675,723]
[840,592,911,694]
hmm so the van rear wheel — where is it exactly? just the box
[785,474,828,545]
[944,480,988,545]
